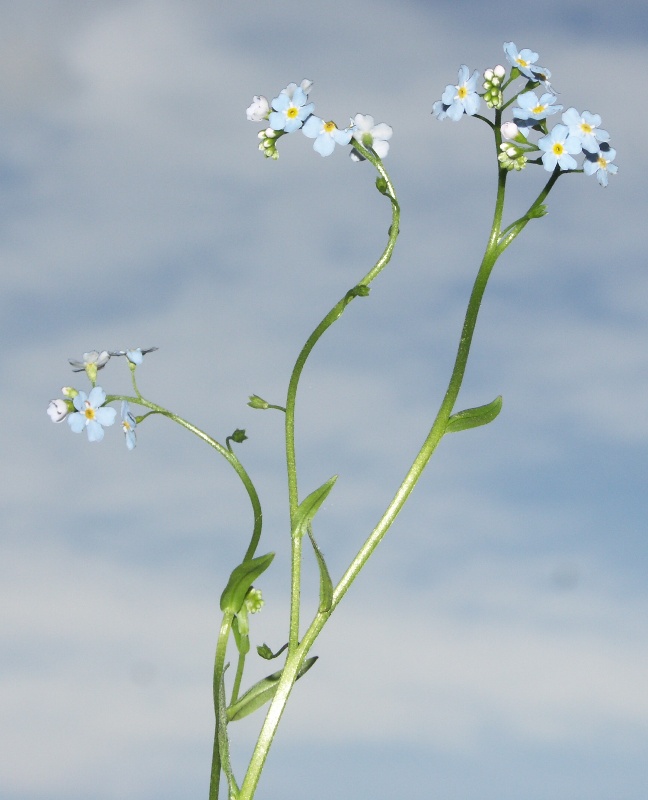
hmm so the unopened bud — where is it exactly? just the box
[248,394,270,410]
[47,398,71,423]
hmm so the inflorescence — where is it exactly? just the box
[47,348,158,449]
[432,41,617,186]
[246,79,392,161]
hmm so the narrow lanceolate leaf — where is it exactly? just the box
[307,525,333,613]
[227,657,318,722]
[219,552,275,613]
[292,476,337,540]
[445,395,503,434]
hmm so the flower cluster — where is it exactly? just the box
[432,42,617,187]
[47,347,157,449]
[246,79,392,161]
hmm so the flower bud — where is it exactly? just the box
[501,121,519,140]
[248,394,270,410]
[47,398,71,423]
[244,587,264,614]
[500,122,529,144]
[246,95,270,122]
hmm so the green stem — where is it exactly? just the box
[496,168,561,254]
[209,611,235,800]
[282,148,400,651]
[106,396,263,563]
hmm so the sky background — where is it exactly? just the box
[2,1,647,798]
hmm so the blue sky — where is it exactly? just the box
[2,1,647,798]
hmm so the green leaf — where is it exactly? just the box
[220,552,275,613]
[227,657,318,722]
[292,476,337,540]
[307,525,333,613]
[445,395,503,434]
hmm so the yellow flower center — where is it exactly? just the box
[323,121,336,133]
[580,122,593,135]
[286,106,299,119]
[598,156,608,168]
[532,104,545,114]
[457,86,468,100]
[516,57,530,68]
[552,143,565,156]
[84,402,96,421]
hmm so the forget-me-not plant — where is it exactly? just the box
[47,40,618,800]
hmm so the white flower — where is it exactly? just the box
[350,114,393,161]
[246,95,270,122]
[68,350,110,373]
[47,398,70,423]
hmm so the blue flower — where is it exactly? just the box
[302,116,354,156]
[279,79,313,99]
[537,124,582,172]
[268,87,314,133]
[120,401,137,450]
[562,108,609,152]
[67,386,116,442]
[110,347,158,365]
[503,42,551,84]
[512,90,562,134]
[432,65,481,122]
[583,143,618,187]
